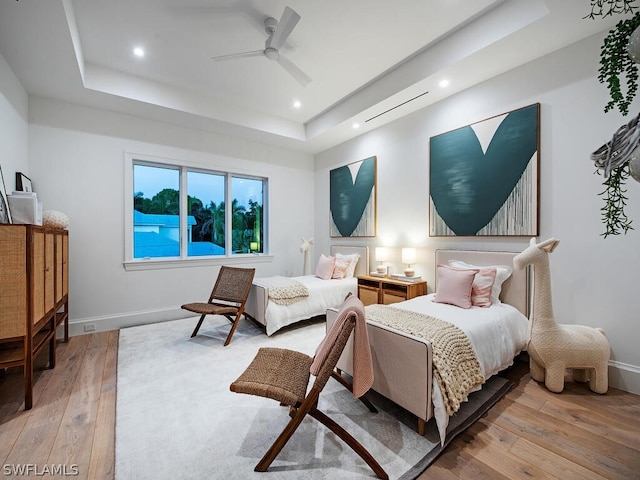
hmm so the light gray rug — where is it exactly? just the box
[115,316,513,480]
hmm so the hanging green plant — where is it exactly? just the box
[591,114,640,237]
[598,12,640,115]
[597,163,634,236]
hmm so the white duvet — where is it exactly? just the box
[256,276,357,336]
[387,293,529,443]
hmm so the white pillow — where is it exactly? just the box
[335,253,360,278]
[315,253,336,280]
[448,260,512,304]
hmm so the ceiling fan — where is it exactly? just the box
[211,6,312,87]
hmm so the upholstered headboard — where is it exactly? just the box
[435,249,529,317]
[330,245,369,278]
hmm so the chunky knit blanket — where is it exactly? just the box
[255,276,310,305]
[365,304,485,416]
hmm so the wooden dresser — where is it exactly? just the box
[0,224,69,409]
[357,275,427,306]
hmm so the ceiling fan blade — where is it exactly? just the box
[268,6,300,50]
[211,50,263,62]
[276,55,312,87]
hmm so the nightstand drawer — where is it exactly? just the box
[357,275,427,306]
[358,285,379,306]
[382,292,406,304]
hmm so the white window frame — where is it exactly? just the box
[124,152,272,271]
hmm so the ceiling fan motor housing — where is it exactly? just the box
[264,17,278,35]
[264,47,279,60]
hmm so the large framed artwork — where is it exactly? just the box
[330,156,376,237]
[429,103,540,236]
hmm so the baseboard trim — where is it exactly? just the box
[609,360,640,395]
[67,306,197,337]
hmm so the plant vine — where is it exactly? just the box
[598,12,640,115]
[585,0,638,19]
[597,163,634,236]
[592,5,640,236]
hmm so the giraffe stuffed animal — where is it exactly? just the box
[513,238,609,394]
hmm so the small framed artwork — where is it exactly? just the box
[16,172,33,192]
[429,103,540,236]
[330,156,376,237]
[0,164,12,224]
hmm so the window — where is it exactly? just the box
[126,155,268,266]
[231,176,263,254]
[187,171,226,257]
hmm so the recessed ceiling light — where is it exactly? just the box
[438,79,450,88]
[293,100,301,109]
[352,123,360,129]
[133,47,145,58]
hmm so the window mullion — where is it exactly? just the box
[180,167,188,258]
[225,173,232,256]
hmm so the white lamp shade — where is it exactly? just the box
[375,247,389,262]
[401,247,416,265]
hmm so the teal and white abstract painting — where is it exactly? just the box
[330,156,376,237]
[429,103,539,236]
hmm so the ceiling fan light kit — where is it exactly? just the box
[211,6,311,87]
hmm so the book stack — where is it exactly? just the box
[390,273,423,283]
[369,271,386,277]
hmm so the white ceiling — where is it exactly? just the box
[0,0,623,154]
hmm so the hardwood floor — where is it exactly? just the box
[1,331,639,479]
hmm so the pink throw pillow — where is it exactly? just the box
[315,253,336,280]
[470,267,497,307]
[434,265,478,309]
[332,257,350,279]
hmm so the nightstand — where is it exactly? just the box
[357,275,427,306]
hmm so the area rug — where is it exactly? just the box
[115,316,513,480]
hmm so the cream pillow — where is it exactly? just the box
[315,253,336,280]
[448,260,512,304]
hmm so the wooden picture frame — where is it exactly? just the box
[16,172,33,192]
[329,156,377,237]
[0,164,12,224]
[429,103,540,236]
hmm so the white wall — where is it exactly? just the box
[27,97,315,334]
[314,33,640,394]
[0,52,28,191]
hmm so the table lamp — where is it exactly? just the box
[401,247,417,277]
[375,247,389,275]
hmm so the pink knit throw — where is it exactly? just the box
[310,295,373,398]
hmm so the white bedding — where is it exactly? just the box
[256,276,357,336]
[377,293,529,443]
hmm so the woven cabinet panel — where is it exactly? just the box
[32,230,45,322]
[0,226,28,339]
[44,232,55,315]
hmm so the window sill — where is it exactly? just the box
[123,254,274,272]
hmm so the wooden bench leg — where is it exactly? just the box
[418,418,426,436]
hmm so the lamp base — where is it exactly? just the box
[376,265,387,275]
[404,267,415,277]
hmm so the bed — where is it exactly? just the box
[327,249,530,443]
[244,245,369,336]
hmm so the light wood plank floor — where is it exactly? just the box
[1,331,639,479]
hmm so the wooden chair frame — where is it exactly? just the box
[182,266,255,346]
[230,310,388,479]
